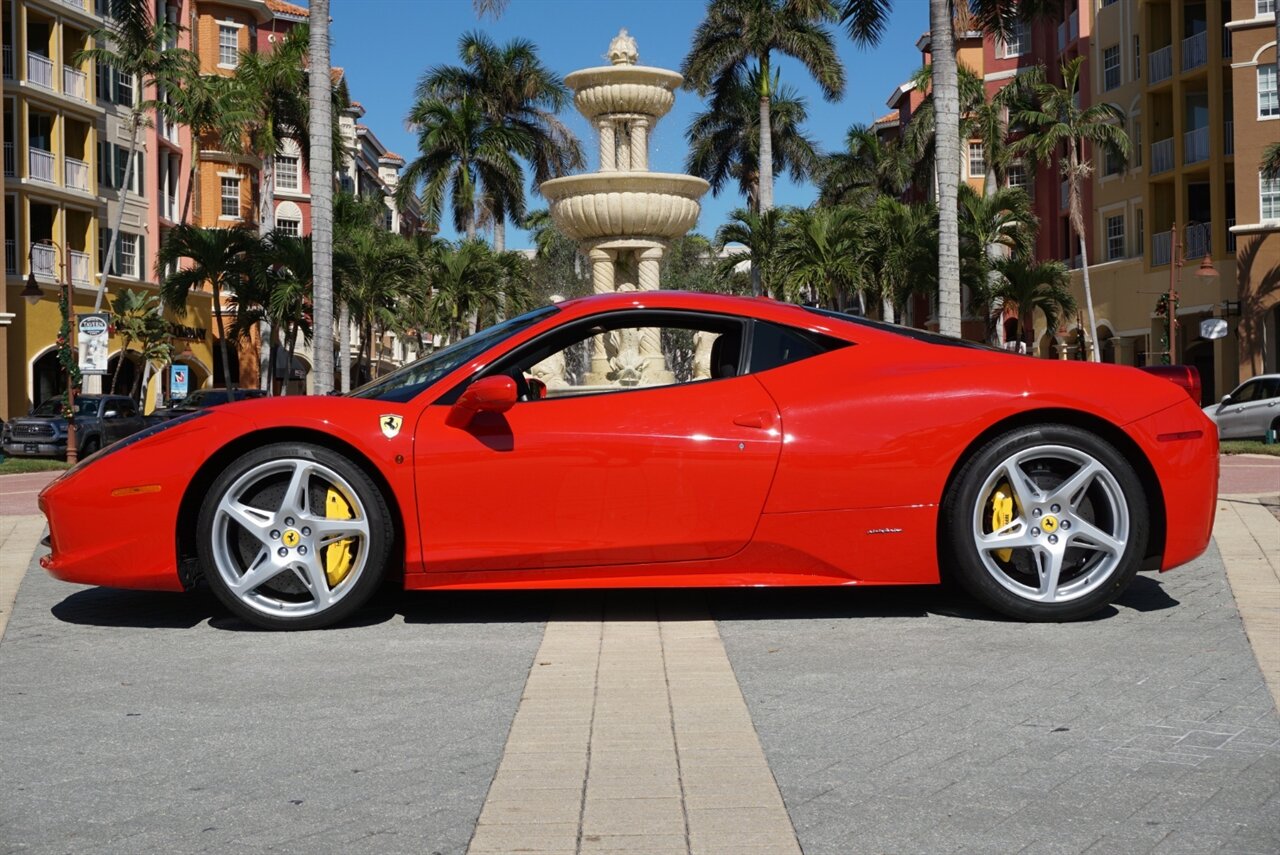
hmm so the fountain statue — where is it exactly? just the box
[539,30,710,386]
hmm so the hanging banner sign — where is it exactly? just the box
[77,313,110,376]
[170,365,189,399]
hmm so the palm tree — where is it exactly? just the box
[231,232,314,396]
[79,0,194,312]
[334,191,392,390]
[425,241,505,343]
[990,257,1075,353]
[816,124,917,207]
[686,65,820,214]
[157,226,259,393]
[168,71,243,225]
[1262,142,1280,180]
[957,184,1037,342]
[400,95,530,241]
[417,31,582,253]
[310,0,335,394]
[337,229,421,381]
[682,0,845,216]
[927,0,961,338]
[862,197,938,323]
[1013,57,1130,363]
[714,207,790,299]
[108,288,161,394]
[777,206,866,310]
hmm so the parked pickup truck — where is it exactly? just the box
[2,395,146,459]
[146,387,267,425]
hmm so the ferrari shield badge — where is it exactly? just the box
[380,414,403,439]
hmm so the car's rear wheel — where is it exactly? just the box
[197,442,393,630]
[944,424,1149,621]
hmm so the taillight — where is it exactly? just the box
[1139,365,1202,405]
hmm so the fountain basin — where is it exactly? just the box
[566,66,683,119]
[540,172,709,243]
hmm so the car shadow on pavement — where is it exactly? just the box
[47,573,1180,630]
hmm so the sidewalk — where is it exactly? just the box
[0,471,54,641]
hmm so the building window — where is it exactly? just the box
[999,22,1027,58]
[118,233,139,278]
[276,155,300,191]
[1006,162,1027,190]
[1104,145,1122,176]
[98,143,143,193]
[1103,45,1121,90]
[1263,174,1280,222]
[276,218,300,237]
[220,176,240,218]
[1106,215,1125,261]
[1133,120,1142,168]
[218,25,239,67]
[1258,0,1276,15]
[1136,209,1144,255]
[1260,64,1279,118]
[1132,36,1140,80]
[968,142,986,178]
[1102,0,1119,5]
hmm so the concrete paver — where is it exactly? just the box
[1216,495,1280,708]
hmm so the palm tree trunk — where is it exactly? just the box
[110,341,129,393]
[309,0,335,393]
[212,282,237,394]
[282,323,299,396]
[882,294,895,325]
[258,156,276,391]
[180,137,200,226]
[494,219,507,322]
[930,0,962,339]
[1068,146,1101,362]
[756,56,774,214]
[338,301,351,392]
[95,111,142,313]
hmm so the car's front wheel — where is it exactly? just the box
[944,424,1149,622]
[197,442,393,630]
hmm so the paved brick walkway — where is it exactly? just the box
[1219,454,1280,496]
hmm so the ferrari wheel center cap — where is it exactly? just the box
[282,529,302,548]
[1041,515,1059,534]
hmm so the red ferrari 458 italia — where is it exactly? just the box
[39,292,1218,629]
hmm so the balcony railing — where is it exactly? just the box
[156,112,179,144]
[27,52,54,89]
[3,141,13,176]
[28,147,55,183]
[1057,22,1065,52]
[64,155,88,190]
[1153,230,1172,266]
[1185,221,1211,259]
[31,242,56,279]
[1152,138,1174,174]
[1060,180,1069,210]
[59,0,85,9]
[1184,126,1209,164]
[1227,217,1237,253]
[1150,45,1172,83]
[4,239,15,275]
[1181,31,1207,72]
[1225,121,1235,156]
[1068,10,1078,44]
[2,45,12,79]
[68,249,90,286]
[62,66,87,101]
[1223,27,1232,58]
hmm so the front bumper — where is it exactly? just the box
[4,440,67,457]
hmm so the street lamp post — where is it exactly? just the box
[21,240,78,464]
[1165,221,1220,365]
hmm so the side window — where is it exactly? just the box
[118,400,138,418]
[1262,379,1280,401]
[482,312,746,402]
[748,321,842,374]
[1232,381,1259,403]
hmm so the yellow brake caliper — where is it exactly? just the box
[990,483,1015,563]
[324,488,355,586]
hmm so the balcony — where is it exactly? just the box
[28,147,55,183]
[27,52,54,89]
[1152,138,1174,174]
[1223,28,1232,59]
[1185,221,1211,259]
[63,66,87,101]
[3,141,13,176]
[59,0,86,8]
[1150,45,1173,84]
[4,239,14,275]
[30,242,56,279]
[1184,126,1209,164]
[1181,31,1207,72]
[64,155,88,191]
[2,45,12,79]
[69,249,90,286]
[1153,230,1172,266]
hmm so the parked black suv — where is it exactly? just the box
[2,395,146,459]
[146,387,267,425]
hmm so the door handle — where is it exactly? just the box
[733,410,775,430]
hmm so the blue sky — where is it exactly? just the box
[323,0,930,249]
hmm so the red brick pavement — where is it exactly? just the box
[1220,454,1280,496]
[0,472,58,517]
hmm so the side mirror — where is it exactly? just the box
[103,409,119,419]
[1220,394,1232,405]
[446,375,518,428]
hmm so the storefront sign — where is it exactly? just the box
[170,365,189,399]
[167,322,208,342]
[77,313,110,376]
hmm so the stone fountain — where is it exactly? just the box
[540,30,710,385]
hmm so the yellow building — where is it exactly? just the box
[2,0,213,420]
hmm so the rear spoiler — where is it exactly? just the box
[1139,365,1202,406]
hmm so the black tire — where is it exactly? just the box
[196,442,394,630]
[942,424,1149,622]
[81,437,100,457]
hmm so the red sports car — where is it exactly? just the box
[39,292,1218,629]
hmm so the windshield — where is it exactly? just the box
[33,397,99,418]
[350,305,560,403]
[802,306,1001,352]
[178,390,224,408]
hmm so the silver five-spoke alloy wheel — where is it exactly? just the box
[972,445,1130,605]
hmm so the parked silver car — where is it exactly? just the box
[1202,374,1280,440]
